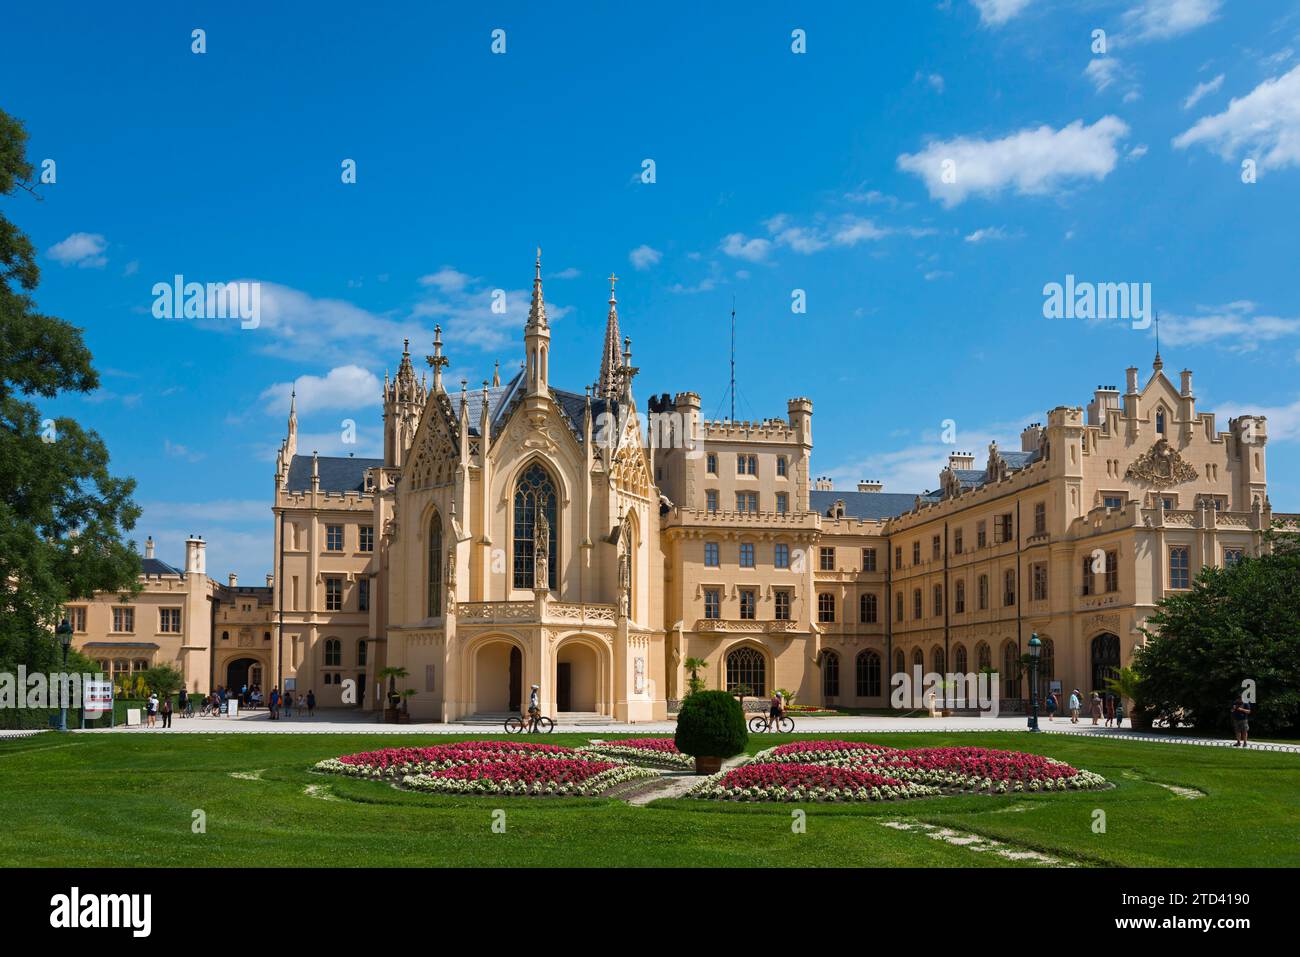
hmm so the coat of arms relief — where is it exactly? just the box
[1124,438,1198,488]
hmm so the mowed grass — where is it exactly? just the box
[0,731,1295,867]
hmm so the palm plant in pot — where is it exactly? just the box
[1105,666,1148,730]
[397,688,416,723]
[379,666,409,723]
[674,690,747,775]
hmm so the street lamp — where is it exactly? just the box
[1027,633,1042,733]
[55,618,73,732]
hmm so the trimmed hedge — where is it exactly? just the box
[674,691,747,758]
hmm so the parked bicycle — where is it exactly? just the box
[504,711,555,734]
[749,713,795,734]
[199,698,221,717]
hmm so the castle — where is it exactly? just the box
[71,254,1291,720]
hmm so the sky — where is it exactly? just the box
[4,0,1300,581]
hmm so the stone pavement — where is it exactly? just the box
[46,708,1300,752]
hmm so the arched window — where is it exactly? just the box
[1002,642,1021,700]
[932,646,945,675]
[894,649,906,676]
[428,511,443,617]
[955,578,965,613]
[822,650,840,698]
[859,593,877,623]
[976,641,991,672]
[912,647,924,669]
[954,644,968,675]
[726,647,766,698]
[1091,633,1120,694]
[324,639,342,667]
[132,659,149,672]
[1155,409,1166,434]
[856,650,881,697]
[357,639,367,666]
[513,463,558,590]
[1040,637,1055,687]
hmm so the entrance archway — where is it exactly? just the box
[226,657,261,692]
[1091,633,1121,695]
[556,642,598,712]
[474,641,523,713]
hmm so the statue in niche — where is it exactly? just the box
[534,512,550,589]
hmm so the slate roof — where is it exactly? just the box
[141,557,183,577]
[810,490,938,522]
[285,454,383,493]
[458,367,618,440]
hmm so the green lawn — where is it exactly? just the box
[0,731,1295,867]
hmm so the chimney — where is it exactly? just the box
[1180,369,1193,396]
[857,480,883,492]
[814,476,834,491]
[1088,385,1121,426]
[228,573,238,588]
[144,536,155,560]
[1125,366,1139,395]
[1021,423,1044,452]
[266,573,274,588]
[947,452,976,471]
[184,535,206,577]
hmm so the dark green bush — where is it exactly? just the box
[674,690,747,757]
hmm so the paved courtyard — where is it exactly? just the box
[14,708,1288,752]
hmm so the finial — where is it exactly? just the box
[403,337,410,354]
[535,247,542,280]
[492,359,501,387]
[608,272,619,303]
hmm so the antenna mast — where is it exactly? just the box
[729,296,736,422]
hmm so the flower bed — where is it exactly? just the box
[689,741,1107,802]
[689,762,940,802]
[403,757,656,796]
[578,737,695,770]
[314,740,607,781]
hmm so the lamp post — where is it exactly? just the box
[1027,633,1042,732]
[55,618,73,732]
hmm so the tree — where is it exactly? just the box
[674,690,747,759]
[0,108,141,679]
[141,665,184,698]
[683,656,707,697]
[1134,529,1300,735]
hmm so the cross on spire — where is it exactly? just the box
[425,325,449,392]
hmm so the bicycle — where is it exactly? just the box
[504,711,555,734]
[199,699,220,717]
[749,713,795,734]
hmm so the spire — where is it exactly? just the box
[285,387,298,457]
[425,325,448,393]
[595,272,622,399]
[527,247,547,329]
[492,360,501,388]
[1153,311,1163,373]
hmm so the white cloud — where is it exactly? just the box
[964,226,1018,243]
[260,365,383,415]
[1121,0,1221,42]
[897,116,1129,206]
[1159,302,1300,351]
[1127,144,1150,160]
[418,267,473,292]
[971,0,1033,27]
[123,260,139,276]
[47,232,108,268]
[1182,73,1224,110]
[551,267,581,279]
[628,244,662,270]
[1084,58,1122,93]
[917,72,945,93]
[1174,65,1300,171]
[669,279,717,295]
[163,439,205,463]
[720,233,772,262]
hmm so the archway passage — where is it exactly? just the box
[226,657,260,692]
[1091,633,1121,695]
[474,641,522,713]
[556,642,598,712]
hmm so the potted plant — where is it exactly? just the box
[379,666,409,723]
[1105,666,1148,730]
[397,689,416,724]
[674,690,747,775]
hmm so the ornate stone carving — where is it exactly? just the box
[1126,439,1198,488]
[534,512,550,587]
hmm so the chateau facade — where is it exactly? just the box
[72,256,1292,720]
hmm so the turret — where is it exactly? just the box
[524,249,550,397]
[383,337,427,468]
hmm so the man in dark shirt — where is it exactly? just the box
[1231,696,1251,748]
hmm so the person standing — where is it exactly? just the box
[1231,696,1251,748]
[146,691,159,728]
[178,687,189,718]
[283,689,294,719]
[1068,688,1081,724]
[1114,696,1125,729]
[160,694,173,729]
[306,689,316,717]
[1090,692,1103,725]
[269,686,280,720]
[1046,691,1058,722]
[1103,694,1115,727]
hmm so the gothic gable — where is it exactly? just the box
[404,393,461,491]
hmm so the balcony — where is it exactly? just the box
[456,601,618,628]
[693,618,802,635]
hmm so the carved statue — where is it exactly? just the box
[533,512,550,588]
[1125,438,1198,489]
[446,549,457,587]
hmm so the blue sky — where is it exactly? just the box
[5,0,1300,580]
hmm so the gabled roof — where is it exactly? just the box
[458,366,619,442]
[141,557,183,577]
[285,455,382,493]
[811,490,938,522]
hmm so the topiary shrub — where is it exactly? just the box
[675,690,747,759]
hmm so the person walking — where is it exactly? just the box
[283,689,294,719]
[306,689,316,717]
[1103,694,1115,727]
[1090,692,1103,725]
[1114,696,1125,729]
[1068,688,1081,724]
[1231,696,1251,747]
[269,686,280,720]
[146,691,159,728]
[1046,691,1058,722]
[160,694,173,729]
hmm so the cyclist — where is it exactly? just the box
[766,688,785,731]
[526,684,541,732]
